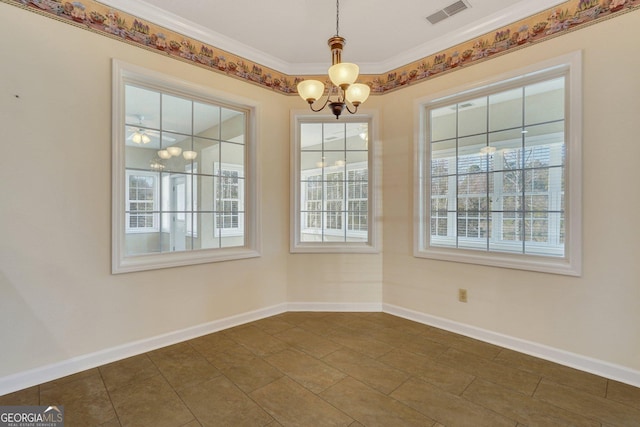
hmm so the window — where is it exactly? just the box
[415,52,582,275]
[291,115,379,253]
[112,60,259,273]
[214,164,244,237]
[126,170,159,233]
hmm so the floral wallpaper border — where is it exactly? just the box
[4,0,639,96]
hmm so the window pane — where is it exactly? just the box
[301,123,323,150]
[524,122,565,168]
[125,144,158,170]
[346,123,369,150]
[490,212,524,253]
[458,135,487,174]
[125,230,161,256]
[194,102,220,140]
[346,151,367,168]
[489,87,523,131]
[431,176,449,198]
[323,123,345,150]
[162,94,192,135]
[195,213,220,249]
[458,97,487,137]
[324,152,345,169]
[125,86,160,129]
[194,175,215,211]
[525,77,564,125]
[430,105,457,141]
[431,140,456,175]
[222,213,245,248]
[220,142,244,170]
[489,129,523,172]
[457,213,488,250]
[126,125,160,149]
[160,134,191,173]
[194,138,219,175]
[301,152,324,173]
[221,108,245,143]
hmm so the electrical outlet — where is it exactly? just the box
[458,288,468,303]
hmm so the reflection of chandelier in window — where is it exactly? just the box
[149,157,165,171]
[130,115,151,144]
[132,129,151,144]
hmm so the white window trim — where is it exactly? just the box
[414,51,582,276]
[112,59,261,274]
[290,111,381,254]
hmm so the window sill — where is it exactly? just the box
[113,247,260,274]
[291,242,379,254]
[414,245,580,276]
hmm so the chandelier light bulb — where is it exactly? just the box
[157,149,171,159]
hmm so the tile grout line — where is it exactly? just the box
[97,366,123,427]
[144,349,199,426]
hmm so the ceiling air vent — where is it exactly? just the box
[426,0,471,25]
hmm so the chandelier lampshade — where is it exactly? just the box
[328,62,359,89]
[298,79,326,102]
[345,83,370,106]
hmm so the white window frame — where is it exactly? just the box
[291,112,381,253]
[414,51,582,276]
[112,60,260,274]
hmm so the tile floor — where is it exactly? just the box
[1,312,639,426]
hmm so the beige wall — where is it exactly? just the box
[1,1,638,382]
[381,11,640,371]
[0,4,291,377]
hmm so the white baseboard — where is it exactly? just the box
[383,303,640,388]
[0,303,288,396]
[287,302,383,312]
[3,302,639,396]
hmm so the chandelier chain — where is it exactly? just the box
[336,0,340,36]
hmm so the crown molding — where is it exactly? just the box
[99,0,567,76]
[97,0,292,73]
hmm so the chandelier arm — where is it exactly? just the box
[308,96,332,113]
[344,103,359,115]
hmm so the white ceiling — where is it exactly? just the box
[101,0,565,75]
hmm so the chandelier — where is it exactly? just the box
[296,0,370,119]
